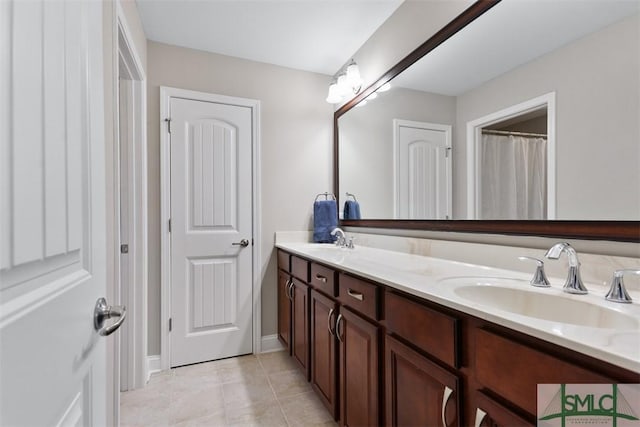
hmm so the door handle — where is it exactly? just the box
[94,297,126,336]
[232,239,250,247]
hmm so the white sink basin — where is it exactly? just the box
[439,277,639,330]
[299,244,350,263]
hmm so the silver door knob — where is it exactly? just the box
[232,239,250,247]
[94,297,126,336]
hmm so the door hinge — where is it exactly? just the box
[169,318,172,332]
[120,244,129,254]
[168,218,172,232]
[445,147,452,158]
[165,118,171,134]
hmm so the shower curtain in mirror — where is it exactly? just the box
[479,134,547,219]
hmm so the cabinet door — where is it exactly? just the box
[277,270,291,352]
[291,278,310,378]
[338,307,379,427]
[310,290,339,419]
[473,392,534,427]
[386,335,460,427]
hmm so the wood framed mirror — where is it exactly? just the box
[333,0,639,242]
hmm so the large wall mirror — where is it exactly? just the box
[334,0,639,241]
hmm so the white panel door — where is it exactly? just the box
[0,1,109,426]
[170,97,253,367]
[394,120,452,219]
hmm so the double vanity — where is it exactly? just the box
[275,238,639,427]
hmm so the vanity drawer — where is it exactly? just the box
[385,292,458,368]
[291,255,309,282]
[475,328,610,416]
[310,262,337,297]
[473,391,534,427]
[277,250,290,272]
[338,273,379,321]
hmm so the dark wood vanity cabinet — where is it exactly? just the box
[339,306,380,427]
[277,251,310,378]
[310,289,338,418]
[385,335,460,427]
[276,249,639,427]
[472,391,534,427]
[291,278,310,378]
[277,250,291,350]
[277,270,291,350]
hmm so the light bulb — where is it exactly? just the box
[346,61,362,93]
[326,82,343,104]
[337,74,351,97]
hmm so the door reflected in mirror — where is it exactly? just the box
[337,1,639,220]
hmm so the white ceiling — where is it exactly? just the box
[393,0,640,96]
[136,0,404,76]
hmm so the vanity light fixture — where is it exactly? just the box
[326,59,363,104]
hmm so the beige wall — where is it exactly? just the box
[146,41,334,354]
[454,14,640,220]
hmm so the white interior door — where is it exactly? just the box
[394,120,452,219]
[169,97,253,367]
[1,1,111,425]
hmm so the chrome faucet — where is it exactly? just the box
[330,227,346,247]
[545,242,588,294]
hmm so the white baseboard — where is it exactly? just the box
[146,337,282,380]
[260,334,284,353]
[146,355,161,382]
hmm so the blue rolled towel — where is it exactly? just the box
[343,200,361,220]
[313,200,338,243]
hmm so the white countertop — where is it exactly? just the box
[275,241,640,373]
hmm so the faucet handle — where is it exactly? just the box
[605,268,639,303]
[518,256,551,287]
[346,236,356,249]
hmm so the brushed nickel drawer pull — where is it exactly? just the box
[442,386,453,427]
[347,289,364,301]
[327,308,335,336]
[335,313,344,342]
[474,408,487,427]
[287,281,294,300]
[315,274,328,283]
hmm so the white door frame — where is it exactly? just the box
[112,1,148,393]
[159,86,262,371]
[392,119,453,219]
[466,92,556,219]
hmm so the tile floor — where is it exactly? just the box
[120,351,337,427]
